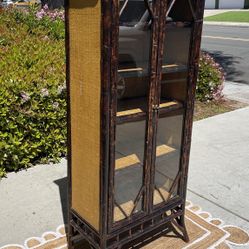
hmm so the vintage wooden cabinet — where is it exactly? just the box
[66,0,205,248]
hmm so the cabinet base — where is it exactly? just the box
[68,206,189,249]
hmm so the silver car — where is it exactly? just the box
[118,0,193,99]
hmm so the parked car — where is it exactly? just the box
[118,0,193,99]
[119,0,193,72]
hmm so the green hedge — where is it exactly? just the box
[0,8,66,177]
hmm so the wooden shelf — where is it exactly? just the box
[118,64,187,78]
[118,67,144,78]
[114,144,176,220]
[162,64,187,73]
[117,98,183,124]
[116,144,176,170]
[118,67,143,73]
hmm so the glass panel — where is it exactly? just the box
[114,121,145,222]
[162,0,193,72]
[153,114,183,205]
[153,0,194,206]
[159,0,192,113]
[113,0,152,223]
[118,0,152,101]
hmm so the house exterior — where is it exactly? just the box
[205,0,249,9]
[43,0,249,9]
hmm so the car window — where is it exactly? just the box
[119,0,147,27]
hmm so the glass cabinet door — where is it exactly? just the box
[112,0,152,223]
[153,0,194,206]
[112,0,196,220]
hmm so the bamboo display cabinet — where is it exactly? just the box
[66,0,205,248]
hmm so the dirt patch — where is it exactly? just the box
[194,98,248,121]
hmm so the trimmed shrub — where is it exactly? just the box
[0,7,66,177]
[196,52,225,102]
[0,82,67,176]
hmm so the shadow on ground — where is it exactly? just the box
[202,50,247,84]
[52,177,183,249]
[54,177,68,226]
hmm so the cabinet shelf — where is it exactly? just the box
[162,64,187,73]
[118,64,187,78]
[116,144,176,170]
[117,98,183,124]
[114,144,178,220]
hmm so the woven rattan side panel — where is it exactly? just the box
[69,0,101,231]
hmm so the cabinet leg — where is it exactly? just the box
[180,216,189,243]
[171,215,189,243]
[67,224,74,249]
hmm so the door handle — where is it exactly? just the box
[152,104,160,111]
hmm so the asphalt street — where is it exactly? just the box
[201,25,249,85]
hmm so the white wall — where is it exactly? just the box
[219,0,244,9]
[205,0,216,9]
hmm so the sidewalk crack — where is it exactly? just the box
[187,188,249,223]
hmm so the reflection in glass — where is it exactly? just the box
[114,121,145,222]
[113,0,152,222]
[153,114,183,205]
[162,0,193,73]
[114,0,194,217]
[152,0,193,206]
[161,22,191,75]
[118,0,151,101]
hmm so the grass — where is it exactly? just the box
[205,11,249,23]
[194,98,247,121]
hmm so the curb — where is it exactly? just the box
[204,21,249,27]
[223,81,249,104]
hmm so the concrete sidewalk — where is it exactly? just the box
[0,160,68,246]
[1,105,249,247]
[187,107,249,245]
[204,21,249,27]
[224,81,249,104]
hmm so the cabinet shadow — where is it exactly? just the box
[54,177,68,227]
